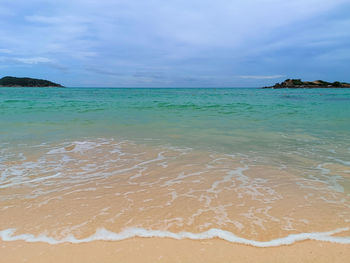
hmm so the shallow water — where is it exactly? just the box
[0,87,349,246]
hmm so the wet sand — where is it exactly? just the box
[1,239,349,263]
[1,139,349,262]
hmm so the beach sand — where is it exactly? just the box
[1,238,349,263]
[1,140,349,262]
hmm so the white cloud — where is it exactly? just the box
[0,48,12,54]
[14,57,53,64]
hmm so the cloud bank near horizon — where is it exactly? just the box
[0,0,349,87]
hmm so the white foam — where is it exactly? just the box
[314,163,345,193]
[47,141,100,154]
[0,173,62,189]
[328,157,350,166]
[207,166,248,194]
[0,227,349,247]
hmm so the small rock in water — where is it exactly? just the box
[65,144,76,151]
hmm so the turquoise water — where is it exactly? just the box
[1,87,349,164]
[1,87,350,244]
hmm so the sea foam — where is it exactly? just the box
[0,227,349,247]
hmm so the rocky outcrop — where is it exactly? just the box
[0,76,63,87]
[263,79,350,89]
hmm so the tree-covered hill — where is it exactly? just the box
[0,76,63,87]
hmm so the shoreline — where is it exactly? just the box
[1,88,349,262]
[1,238,349,263]
[1,227,349,247]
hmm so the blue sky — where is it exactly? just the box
[0,0,349,87]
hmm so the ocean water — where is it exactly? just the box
[0,87,349,246]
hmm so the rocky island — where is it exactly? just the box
[0,76,63,87]
[263,79,350,89]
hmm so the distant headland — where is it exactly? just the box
[263,79,350,89]
[0,76,63,87]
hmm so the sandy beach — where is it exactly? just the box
[2,238,350,263]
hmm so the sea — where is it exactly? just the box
[0,87,349,246]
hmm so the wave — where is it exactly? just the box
[1,227,349,247]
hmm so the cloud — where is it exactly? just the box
[0,56,68,72]
[25,15,80,24]
[0,0,349,86]
[85,67,121,76]
[0,49,12,54]
[239,75,285,80]
[14,57,53,64]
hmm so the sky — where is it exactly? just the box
[0,0,349,87]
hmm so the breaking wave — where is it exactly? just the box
[1,227,349,247]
